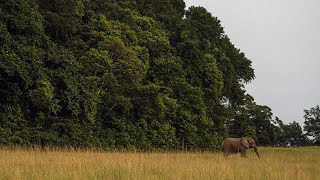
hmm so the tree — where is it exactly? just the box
[281,121,310,146]
[250,104,275,145]
[273,117,310,146]
[304,105,320,145]
[0,0,263,150]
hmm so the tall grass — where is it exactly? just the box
[0,147,319,179]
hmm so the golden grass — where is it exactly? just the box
[0,147,319,179]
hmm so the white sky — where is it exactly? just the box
[184,0,320,126]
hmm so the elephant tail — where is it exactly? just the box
[221,142,224,152]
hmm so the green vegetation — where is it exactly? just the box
[0,0,318,149]
[304,105,320,144]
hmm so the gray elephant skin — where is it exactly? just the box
[221,137,260,158]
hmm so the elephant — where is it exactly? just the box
[221,137,260,158]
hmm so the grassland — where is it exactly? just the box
[0,147,319,179]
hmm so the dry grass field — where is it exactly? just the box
[0,146,319,179]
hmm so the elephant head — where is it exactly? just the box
[222,137,260,158]
[241,137,260,158]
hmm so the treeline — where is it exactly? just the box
[0,0,318,149]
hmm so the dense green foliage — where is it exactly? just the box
[273,118,310,146]
[304,105,320,145]
[0,0,315,149]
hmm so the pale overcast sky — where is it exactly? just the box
[184,0,320,125]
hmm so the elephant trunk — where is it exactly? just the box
[253,146,260,158]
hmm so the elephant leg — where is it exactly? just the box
[240,148,247,158]
[223,152,229,157]
[240,151,247,157]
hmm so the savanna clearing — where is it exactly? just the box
[0,147,319,180]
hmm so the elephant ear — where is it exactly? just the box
[241,137,250,148]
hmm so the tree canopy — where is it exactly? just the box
[0,0,315,149]
[304,105,320,145]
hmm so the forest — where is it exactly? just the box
[0,0,319,150]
